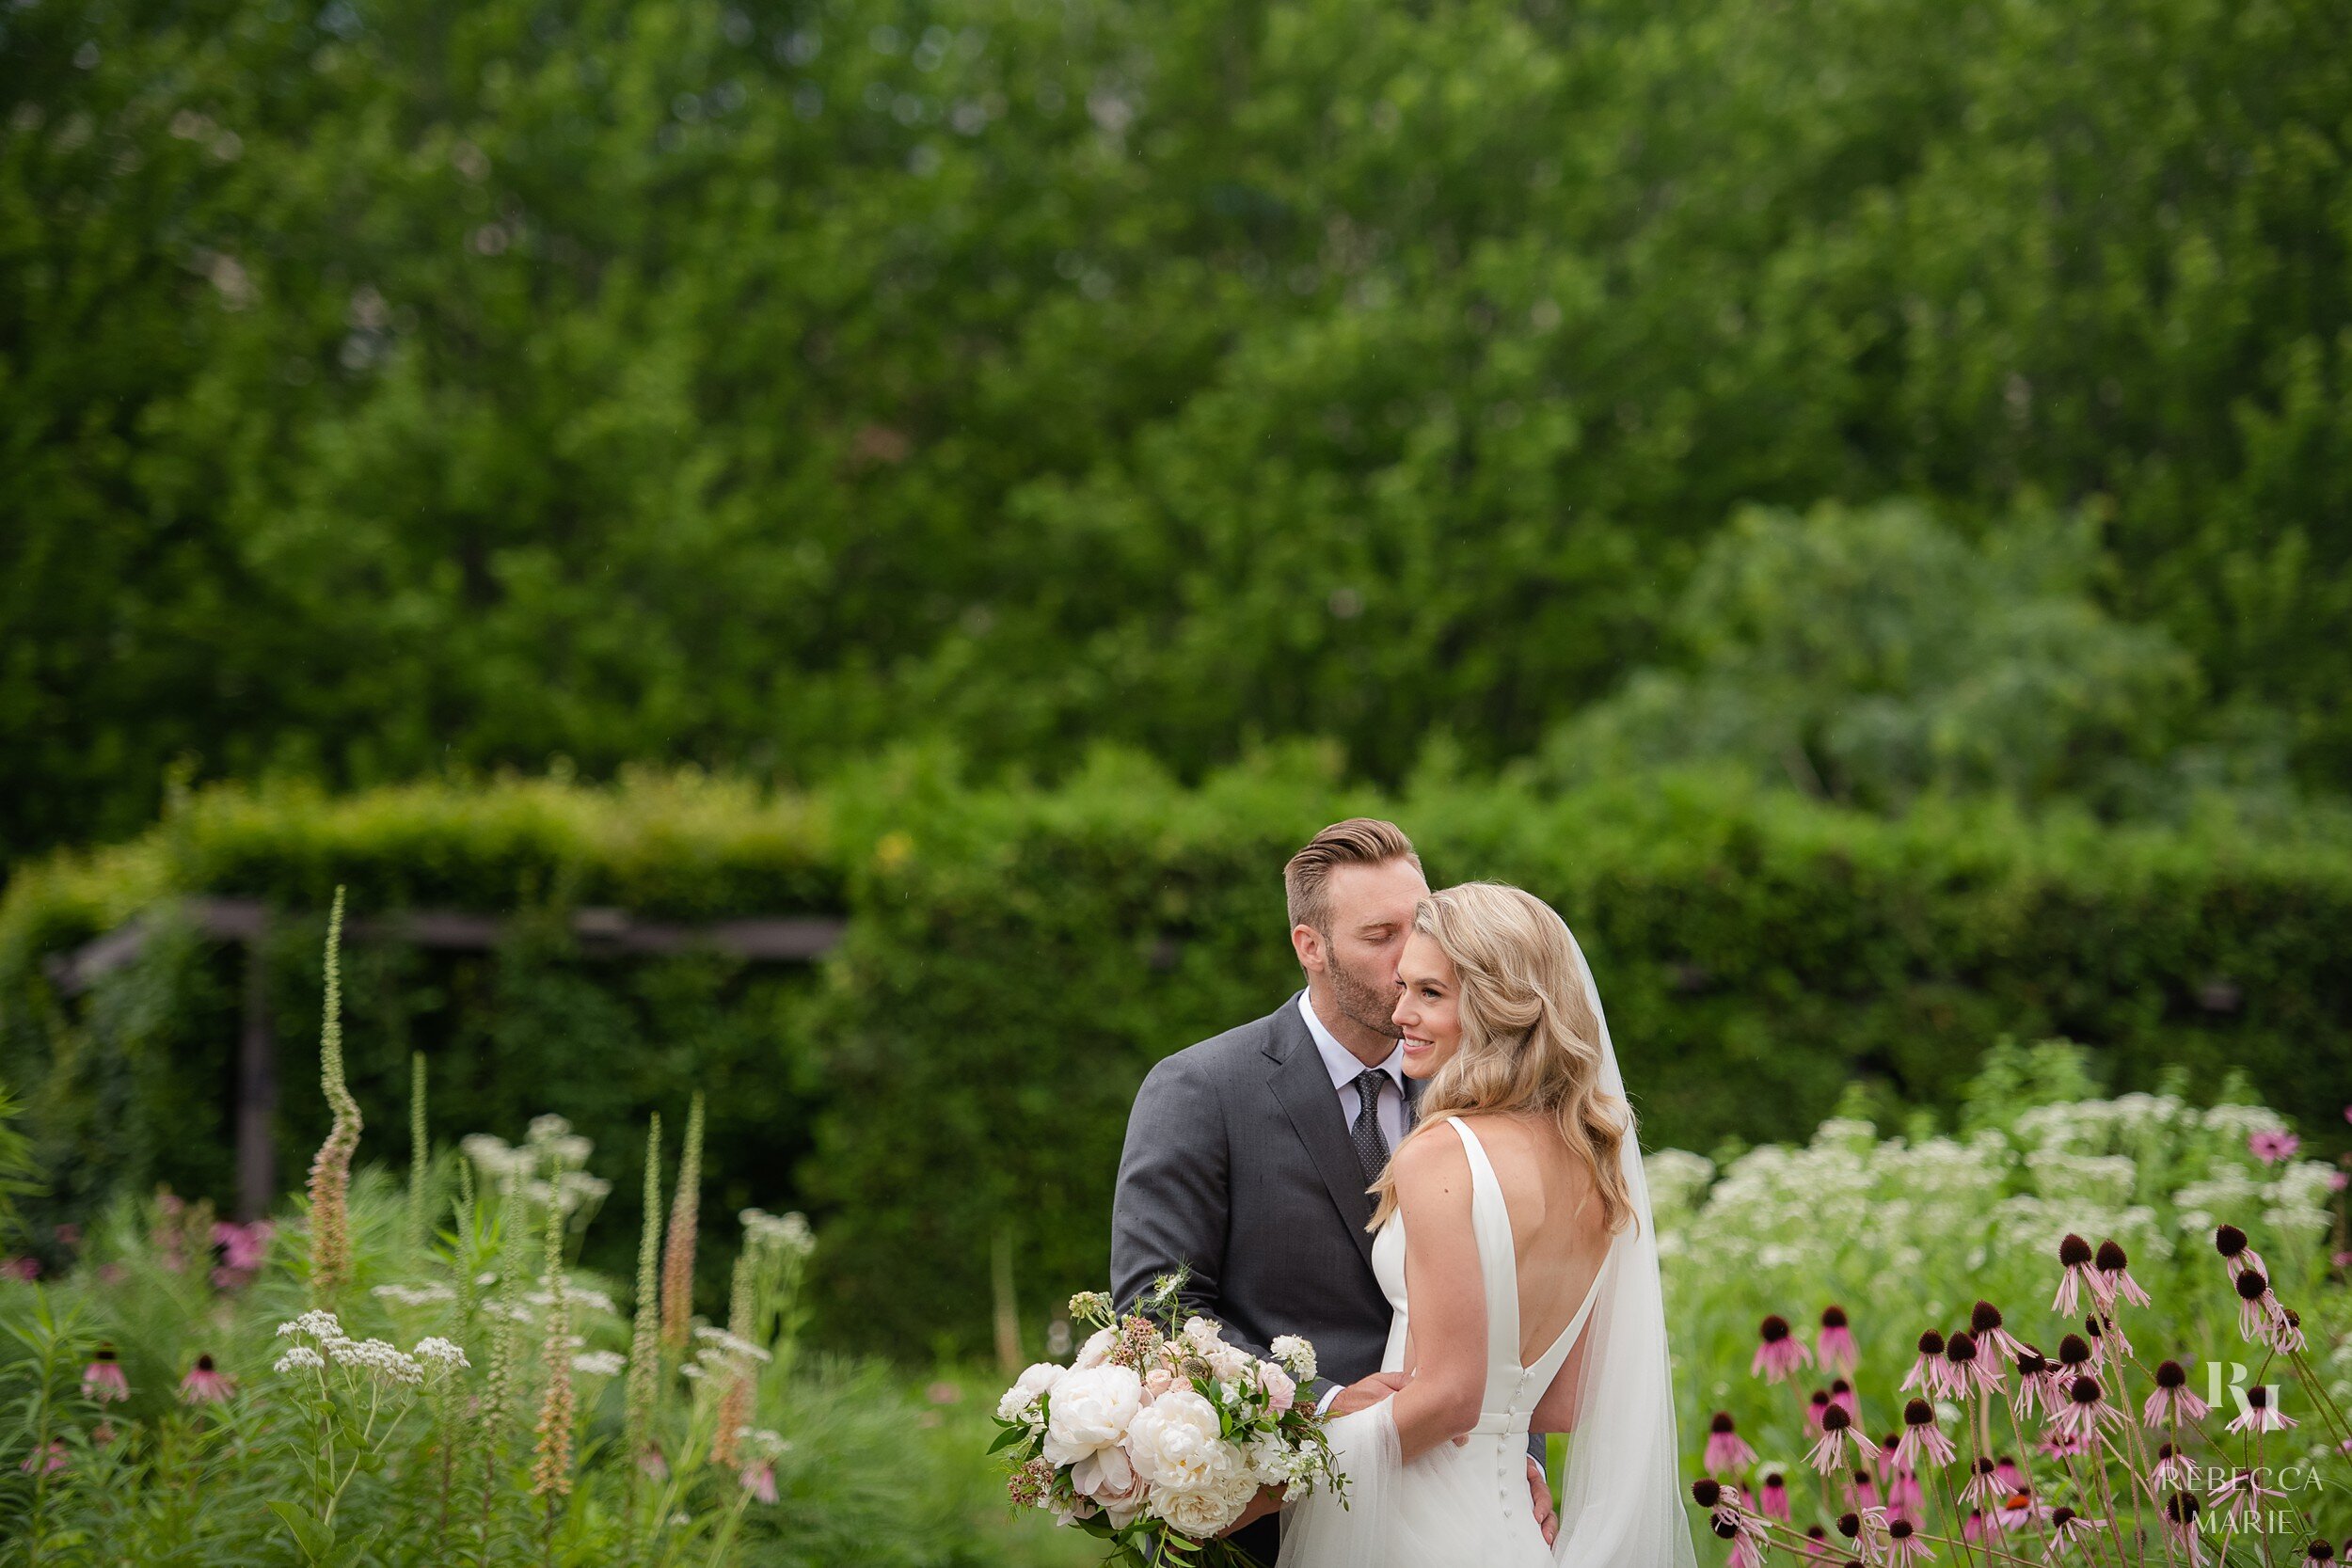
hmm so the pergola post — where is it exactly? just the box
[235,927,277,1221]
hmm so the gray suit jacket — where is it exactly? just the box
[1110,990,1412,1409]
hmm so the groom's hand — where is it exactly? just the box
[1327,1370,1409,1416]
[1527,1457,1558,1545]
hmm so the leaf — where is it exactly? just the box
[267,1500,335,1565]
[987,1424,1029,1454]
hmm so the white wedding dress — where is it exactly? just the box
[1275,930,1699,1568]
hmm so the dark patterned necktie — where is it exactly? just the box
[1350,1069,1391,1184]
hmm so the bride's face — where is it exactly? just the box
[1391,932,1462,1078]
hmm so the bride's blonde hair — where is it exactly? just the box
[1367,881,1637,1236]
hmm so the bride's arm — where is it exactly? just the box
[1380,1129,1489,1464]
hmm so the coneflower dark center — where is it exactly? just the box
[2155,1361,2186,1388]
[1916,1329,1946,1355]
[1821,1305,1848,1328]
[1710,1412,1735,1433]
[1691,1479,1723,1507]
[2053,1507,2078,1528]
[1759,1314,1791,1342]
[2094,1240,2127,1271]
[1904,1398,1933,1426]
[2215,1224,2248,1258]
[2058,1334,2091,1366]
[2237,1269,2271,1300]
[1970,1300,2003,1332]
[1945,1330,1979,1363]
[1820,1404,1852,1432]
[2069,1375,2102,1405]
[2058,1233,2092,1266]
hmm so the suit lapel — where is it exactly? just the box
[1403,1071,1427,1130]
[1263,993,1379,1268]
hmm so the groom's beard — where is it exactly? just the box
[1324,945,1406,1042]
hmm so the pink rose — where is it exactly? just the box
[1255,1360,1296,1413]
[1143,1366,1175,1400]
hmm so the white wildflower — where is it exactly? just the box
[693,1325,772,1363]
[1269,1335,1317,1382]
[413,1337,470,1371]
[274,1346,326,1373]
[276,1310,344,1340]
[373,1282,458,1307]
[571,1350,627,1378]
[326,1336,424,1386]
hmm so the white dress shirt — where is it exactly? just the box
[1299,990,1408,1415]
[1299,989,1407,1150]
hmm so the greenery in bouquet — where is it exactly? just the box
[991,1269,1345,1566]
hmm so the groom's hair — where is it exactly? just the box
[1283,818,1422,934]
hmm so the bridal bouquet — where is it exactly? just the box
[992,1268,1348,1563]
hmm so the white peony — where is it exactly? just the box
[996,1361,1064,1423]
[1071,1444,1148,1527]
[1244,1433,1292,1484]
[1042,1364,1144,1468]
[1125,1389,1234,1491]
[1269,1335,1317,1382]
[1152,1469,1261,1539]
[1072,1325,1118,1370]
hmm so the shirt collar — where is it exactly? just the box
[1297,989,1405,1096]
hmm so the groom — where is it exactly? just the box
[1109,817,1556,1564]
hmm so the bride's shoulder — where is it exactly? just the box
[1390,1117,1474,1192]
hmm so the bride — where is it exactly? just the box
[1271,881,1699,1568]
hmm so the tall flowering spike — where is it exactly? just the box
[484,1169,531,1445]
[625,1114,663,1477]
[660,1092,705,1350]
[529,1194,576,1498]
[405,1052,429,1253]
[305,887,361,1298]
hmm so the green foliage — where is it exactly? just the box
[5,768,2351,1358]
[6,0,2352,863]
[1533,500,2290,816]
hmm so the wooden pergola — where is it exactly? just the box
[45,897,847,1219]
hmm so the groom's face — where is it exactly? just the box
[1305,857,1431,1040]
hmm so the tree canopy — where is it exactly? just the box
[6,0,2348,860]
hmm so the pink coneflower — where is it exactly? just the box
[1817,1306,1858,1374]
[2144,1361,2210,1427]
[2303,1542,2337,1568]
[18,1441,66,1475]
[2085,1311,2134,1365]
[1754,1314,1814,1383]
[2043,1504,2106,1559]
[2150,1443,2194,1489]
[1963,1507,1992,1544]
[82,1345,129,1402]
[2226,1383,2296,1435]
[1829,1377,1860,1421]
[1836,1506,1892,1561]
[638,1445,669,1480]
[1804,1404,1881,1474]
[2266,1305,2308,1354]
[2327,1173,2348,1193]
[1759,1471,1791,1520]
[2038,1426,2096,1460]
[2163,1492,2208,1568]
[1946,1328,2003,1394]
[1894,1398,1957,1469]
[2211,1467,2286,1528]
[1798,1524,1835,1564]
[1806,1388,1834,1435]
[2052,1373,2125,1442]
[178,1354,231,1404]
[2249,1130,2300,1164]
[1963,1456,2005,1506]
[1883,1517,1931,1565]
[2090,1240,2151,1309]
[1969,1301,2030,1363]
[2235,1267,2287,1344]
[0,1257,38,1282]
[1705,1412,1756,1474]
[1900,1330,1948,1397]
[1875,1434,1903,1482]
[2010,1349,2057,1419]
[1997,1490,2052,1533]
[1887,1468,1925,1515]
[2053,1234,2098,1314]
[1850,1468,1879,1511]
[1994,1455,2024,1492]
[2215,1224,2268,1283]
[739,1461,777,1504]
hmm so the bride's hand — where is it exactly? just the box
[1327,1370,1409,1417]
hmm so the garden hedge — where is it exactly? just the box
[4,758,2348,1356]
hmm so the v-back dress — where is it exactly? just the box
[1275,1115,1606,1568]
